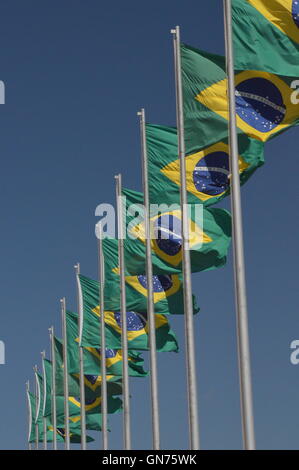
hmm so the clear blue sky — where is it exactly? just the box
[0,0,298,450]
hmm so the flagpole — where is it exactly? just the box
[41,351,48,450]
[137,108,160,450]
[26,380,32,450]
[49,326,57,450]
[223,0,255,450]
[98,228,108,449]
[75,262,87,450]
[61,297,70,450]
[171,25,200,450]
[33,365,39,450]
[115,173,131,450]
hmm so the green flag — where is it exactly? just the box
[54,336,123,413]
[27,391,46,443]
[123,188,231,275]
[43,357,119,431]
[43,357,65,423]
[47,425,94,443]
[42,358,67,423]
[76,346,147,378]
[65,309,123,397]
[53,337,82,397]
[78,240,198,316]
[147,123,264,207]
[65,312,148,378]
[104,238,199,314]
[181,43,299,150]
[66,392,122,429]
[232,0,299,77]
[69,296,178,351]
[76,270,178,352]
[29,380,94,443]
[30,374,95,443]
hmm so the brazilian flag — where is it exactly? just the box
[123,188,231,275]
[35,371,88,442]
[182,43,299,152]
[64,312,148,378]
[53,337,84,397]
[68,292,179,351]
[31,374,95,443]
[69,396,122,420]
[75,269,181,350]
[147,123,264,207]
[43,358,121,431]
[100,237,198,315]
[64,310,123,397]
[27,385,45,443]
[78,373,123,397]
[63,396,104,432]
[54,335,123,400]
[35,372,78,443]
[81,346,147,378]
[71,282,179,351]
[232,0,299,77]
[47,425,94,444]
[27,391,63,444]
[28,396,94,444]
[77,240,198,317]
[42,358,67,423]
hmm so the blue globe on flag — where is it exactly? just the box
[235,77,286,133]
[154,214,182,256]
[137,274,173,293]
[73,396,95,406]
[85,375,99,385]
[94,348,117,359]
[292,1,299,28]
[114,311,145,331]
[193,151,230,196]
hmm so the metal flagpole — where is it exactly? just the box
[171,25,200,450]
[115,173,131,450]
[223,0,255,450]
[75,262,87,450]
[97,228,108,449]
[137,108,160,450]
[33,365,40,449]
[26,380,32,450]
[61,297,70,450]
[49,326,57,450]
[41,351,48,450]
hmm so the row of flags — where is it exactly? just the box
[26,0,299,450]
